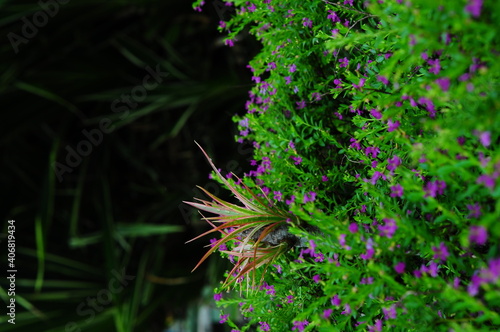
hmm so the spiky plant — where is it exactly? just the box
[185,142,300,289]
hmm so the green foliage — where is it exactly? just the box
[191,0,500,330]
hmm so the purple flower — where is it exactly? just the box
[225,39,234,47]
[467,203,482,219]
[383,305,397,320]
[286,195,296,205]
[339,57,349,68]
[265,284,276,296]
[365,146,380,158]
[311,92,322,101]
[341,304,351,315]
[286,295,294,303]
[475,131,491,147]
[220,314,229,324]
[370,109,382,119]
[424,180,446,197]
[360,277,374,284]
[259,321,270,331]
[313,274,321,283]
[468,275,482,296]
[289,64,297,73]
[302,17,313,28]
[285,76,292,84]
[303,191,317,203]
[322,175,329,182]
[377,75,389,85]
[296,100,306,109]
[327,10,340,23]
[394,262,405,274]
[331,294,341,306]
[349,222,359,233]
[361,248,375,260]
[428,59,441,74]
[378,218,397,238]
[387,119,400,132]
[477,174,495,189]
[353,78,366,89]
[435,77,450,91]
[432,242,450,262]
[214,293,222,301]
[387,155,402,171]
[390,184,404,197]
[370,171,386,185]
[465,0,483,17]
[292,320,309,331]
[469,225,488,245]
[323,308,333,319]
[350,138,361,150]
[368,320,383,332]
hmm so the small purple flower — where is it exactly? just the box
[225,39,234,47]
[377,75,389,85]
[370,109,383,119]
[349,222,359,233]
[323,308,333,319]
[292,320,309,331]
[469,225,488,245]
[390,184,404,197]
[259,321,270,331]
[289,64,297,73]
[394,262,405,274]
[350,138,361,150]
[465,0,483,17]
[383,305,397,320]
[311,92,322,101]
[296,100,306,109]
[475,131,491,147]
[428,59,441,75]
[365,146,380,158]
[214,293,222,301]
[387,155,402,171]
[424,180,446,198]
[353,78,366,89]
[341,304,351,315]
[313,274,321,283]
[361,248,375,260]
[327,10,340,23]
[286,295,294,303]
[220,314,229,324]
[387,119,400,132]
[467,203,482,219]
[303,191,317,203]
[432,242,450,262]
[378,218,397,238]
[339,57,349,68]
[435,77,450,91]
[302,17,313,28]
[331,294,341,306]
[322,175,329,182]
[286,195,296,205]
[273,191,282,201]
[285,76,292,84]
[477,174,495,189]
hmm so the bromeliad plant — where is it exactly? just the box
[185,142,300,289]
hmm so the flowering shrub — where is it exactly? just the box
[190,0,500,330]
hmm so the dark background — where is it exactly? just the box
[0,0,257,331]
